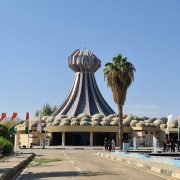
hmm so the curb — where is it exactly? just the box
[0,153,35,180]
[97,152,180,179]
[32,147,104,150]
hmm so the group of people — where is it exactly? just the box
[103,137,115,152]
[163,139,180,152]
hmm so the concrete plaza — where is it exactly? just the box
[1,148,178,180]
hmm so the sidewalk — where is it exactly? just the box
[0,152,35,180]
[97,151,180,179]
[17,145,155,151]
[18,145,105,150]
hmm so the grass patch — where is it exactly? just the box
[29,157,62,167]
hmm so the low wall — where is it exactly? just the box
[0,153,35,180]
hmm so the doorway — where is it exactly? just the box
[52,132,62,145]
[93,132,116,146]
[65,132,90,145]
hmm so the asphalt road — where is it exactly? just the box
[15,149,167,180]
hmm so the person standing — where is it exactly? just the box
[177,141,180,152]
[104,137,108,151]
[166,139,170,151]
[163,139,166,152]
[111,139,115,151]
[170,139,175,152]
[108,139,112,152]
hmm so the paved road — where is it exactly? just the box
[16,149,167,180]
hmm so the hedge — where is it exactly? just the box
[0,136,13,154]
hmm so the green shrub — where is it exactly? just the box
[0,136,13,154]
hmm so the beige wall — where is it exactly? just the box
[130,130,159,147]
[16,126,178,147]
[19,134,30,147]
[17,131,51,147]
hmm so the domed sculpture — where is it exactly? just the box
[53,49,115,117]
[68,49,101,73]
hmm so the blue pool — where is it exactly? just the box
[112,151,180,168]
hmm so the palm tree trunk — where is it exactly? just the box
[118,105,123,150]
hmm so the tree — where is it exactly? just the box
[0,136,13,154]
[103,54,136,149]
[0,124,9,139]
[42,103,53,116]
[0,122,17,144]
[35,110,41,117]
[35,103,57,117]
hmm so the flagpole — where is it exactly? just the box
[28,123,29,148]
[26,112,30,148]
[10,112,17,143]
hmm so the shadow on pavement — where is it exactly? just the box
[0,168,12,173]
[19,171,126,179]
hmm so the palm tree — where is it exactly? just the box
[103,54,136,149]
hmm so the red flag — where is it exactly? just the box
[11,112,17,121]
[0,112,6,122]
[26,112,29,121]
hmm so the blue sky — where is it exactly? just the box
[0,0,180,119]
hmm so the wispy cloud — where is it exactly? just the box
[124,104,160,118]
[125,104,159,109]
